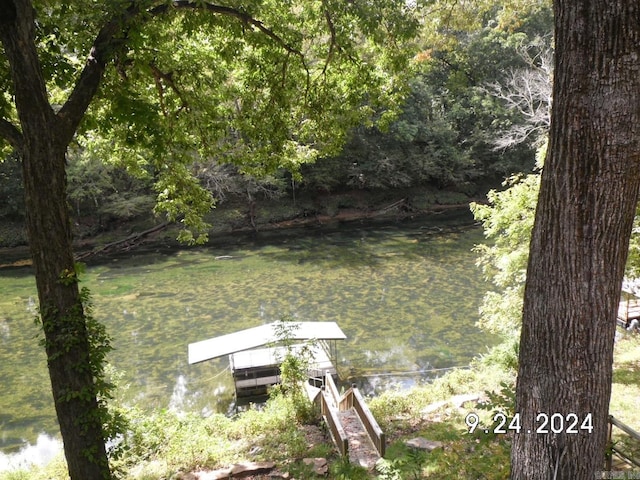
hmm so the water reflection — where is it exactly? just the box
[26,296,36,316]
[169,374,188,412]
[0,434,61,472]
[0,215,497,458]
[0,319,9,342]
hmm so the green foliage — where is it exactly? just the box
[99,194,155,222]
[76,288,120,464]
[96,389,314,478]
[33,269,119,475]
[154,161,214,244]
[376,448,428,480]
[472,135,640,351]
[0,454,70,480]
[0,154,24,219]
[1,1,420,244]
[473,173,539,284]
[412,5,551,174]
[471,172,540,339]
[12,337,640,480]
[0,220,26,247]
[478,336,520,372]
[78,0,418,241]
[284,459,318,479]
[269,316,318,424]
[476,380,516,420]
[66,146,155,225]
[0,472,30,480]
[626,208,640,278]
[0,2,557,231]
[375,457,404,480]
[67,151,117,217]
[329,456,370,480]
[300,5,552,195]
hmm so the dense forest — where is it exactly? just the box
[0,5,552,247]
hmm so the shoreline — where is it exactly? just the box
[0,201,479,269]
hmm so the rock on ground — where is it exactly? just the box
[179,461,276,479]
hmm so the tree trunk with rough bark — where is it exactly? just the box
[0,1,111,478]
[510,0,640,478]
[24,137,111,480]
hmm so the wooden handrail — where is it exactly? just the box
[609,415,640,441]
[325,371,341,408]
[335,382,385,457]
[320,387,349,457]
[339,387,353,411]
[320,375,386,458]
[607,415,640,469]
[349,387,386,457]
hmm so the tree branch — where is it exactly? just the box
[154,1,305,59]
[56,3,140,145]
[149,62,190,115]
[0,0,56,143]
[321,5,338,75]
[56,1,308,146]
[0,117,23,151]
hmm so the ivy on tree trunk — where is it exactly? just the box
[0,1,111,478]
[0,1,417,478]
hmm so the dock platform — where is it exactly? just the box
[188,321,346,400]
[231,343,337,398]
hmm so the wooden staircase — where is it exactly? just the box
[317,374,385,468]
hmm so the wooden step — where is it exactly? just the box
[337,409,380,469]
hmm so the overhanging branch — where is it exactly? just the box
[0,117,23,151]
[149,62,190,116]
[56,1,308,146]
[56,2,141,145]
[154,1,305,60]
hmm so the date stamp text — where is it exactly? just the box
[465,412,594,435]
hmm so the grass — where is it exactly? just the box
[2,334,639,479]
[608,332,640,467]
[368,358,513,479]
[369,334,640,479]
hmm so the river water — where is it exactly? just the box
[0,210,497,467]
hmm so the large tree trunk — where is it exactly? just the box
[23,136,111,480]
[0,1,111,478]
[510,0,640,478]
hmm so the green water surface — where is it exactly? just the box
[0,216,496,456]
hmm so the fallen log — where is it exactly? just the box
[377,198,407,213]
[75,222,170,260]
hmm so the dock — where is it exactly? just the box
[231,343,336,398]
[188,321,346,400]
[188,321,386,465]
[617,281,640,330]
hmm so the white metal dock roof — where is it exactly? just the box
[188,321,346,365]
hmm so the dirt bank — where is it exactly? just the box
[0,188,483,268]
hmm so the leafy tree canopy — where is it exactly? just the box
[301,3,553,193]
[0,3,420,478]
[0,0,418,242]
